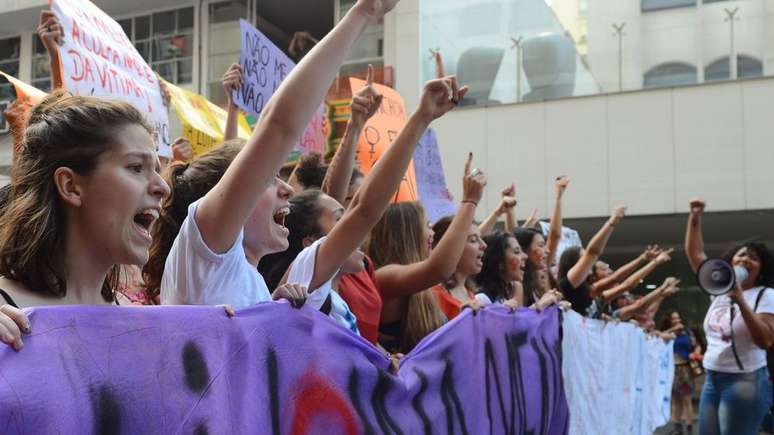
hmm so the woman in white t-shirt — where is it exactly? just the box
[685,198,774,435]
[260,73,471,333]
[145,0,401,309]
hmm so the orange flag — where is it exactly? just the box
[349,77,417,202]
[0,71,47,160]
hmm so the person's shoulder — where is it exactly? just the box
[0,277,44,308]
[758,286,774,299]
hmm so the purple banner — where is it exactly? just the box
[0,303,568,434]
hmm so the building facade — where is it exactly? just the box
[0,0,772,318]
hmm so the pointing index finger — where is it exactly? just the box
[366,64,374,86]
[464,152,473,176]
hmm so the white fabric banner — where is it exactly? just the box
[562,311,674,435]
[52,0,171,157]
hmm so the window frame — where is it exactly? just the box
[0,34,22,135]
[641,0,696,13]
[643,61,698,89]
[114,6,196,85]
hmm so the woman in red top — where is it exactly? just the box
[429,216,486,320]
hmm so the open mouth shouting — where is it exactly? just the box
[133,208,159,243]
[273,205,290,233]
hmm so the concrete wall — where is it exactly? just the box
[585,0,773,91]
[428,77,774,220]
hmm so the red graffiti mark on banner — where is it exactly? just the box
[290,373,359,435]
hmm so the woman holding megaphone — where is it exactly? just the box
[685,198,774,435]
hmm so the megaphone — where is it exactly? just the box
[696,258,748,296]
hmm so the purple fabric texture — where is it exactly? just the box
[0,303,568,434]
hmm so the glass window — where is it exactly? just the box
[117,8,195,84]
[153,11,176,36]
[338,0,384,69]
[179,7,194,31]
[739,56,764,79]
[135,15,150,40]
[643,62,697,88]
[421,0,772,107]
[31,36,52,91]
[705,55,763,82]
[0,36,21,133]
[0,37,20,60]
[641,0,695,11]
[118,19,132,39]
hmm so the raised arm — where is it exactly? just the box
[376,154,486,299]
[617,277,679,321]
[221,63,243,141]
[566,206,626,288]
[545,176,569,268]
[479,183,516,235]
[593,245,660,291]
[599,249,673,302]
[685,198,708,273]
[308,77,467,290]
[196,0,398,253]
[37,11,64,90]
[521,208,539,229]
[321,65,382,204]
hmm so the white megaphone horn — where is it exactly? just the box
[696,258,748,296]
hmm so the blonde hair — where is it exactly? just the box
[0,90,153,300]
[368,202,447,352]
[368,202,427,268]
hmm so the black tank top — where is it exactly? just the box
[0,288,19,308]
[0,288,120,307]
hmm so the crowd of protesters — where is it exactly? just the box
[0,1,772,434]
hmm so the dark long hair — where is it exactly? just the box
[143,141,243,299]
[295,152,327,190]
[258,189,326,291]
[432,215,477,292]
[558,246,582,281]
[0,90,153,301]
[723,242,774,288]
[514,227,543,305]
[474,231,515,303]
[659,310,680,332]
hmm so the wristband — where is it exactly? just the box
[461,200,478,207]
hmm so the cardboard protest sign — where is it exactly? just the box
[297,103,331,155]
[413,128,457,223]
[234,19,329,155]
[349,77,417,202]
[0,304,568,434]
[233,19,294,118]
[163,79,252,156]
[0,71,47,158]
[51,0,172,157]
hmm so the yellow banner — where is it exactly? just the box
[162,79,252,157]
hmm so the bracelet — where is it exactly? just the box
[461,200,478,207]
